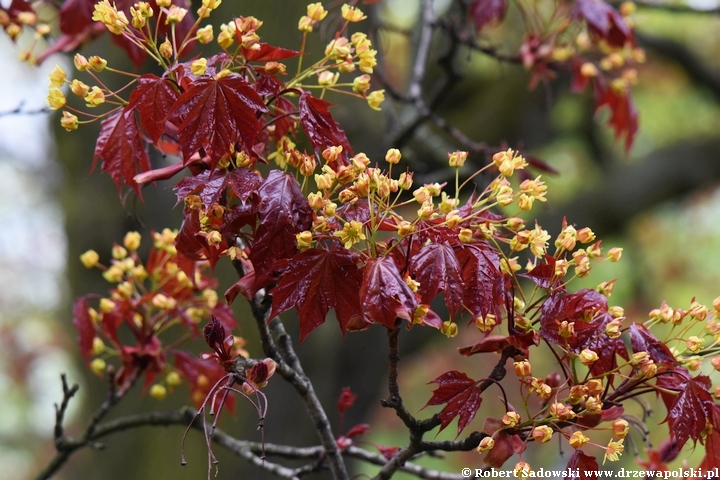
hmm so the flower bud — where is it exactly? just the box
[612,419,629,438]
[448,150,468,168]
[532,426,553,443]
[477,436,495,453]
[513,360,531,377]
[91,358,107,376]
[149,384,167,400]
[569,431,589,449]
[367,90,384,111]
[501,411,520,428]
[441,320,458,338]
[385,148,401,165]
[579,349,599,366]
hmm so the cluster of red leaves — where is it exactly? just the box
[425,253,720,471]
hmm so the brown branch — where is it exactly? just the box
[37,369,138,480]
[232,254,349,480]
[39,400,468,480]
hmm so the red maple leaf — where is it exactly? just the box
[699,422,720,471]
[92,107,151,196]
[359,257,418,328]
[408,242,463,315]
[270,249,364,341]
[539,288,609,350]
[175,208,225,269]
[594,80,638,151]
[298,92,353,168]
[520,255,560,289]
[573,0,634,47]
[337,386,358,414]
[376,445,399,460]
[455,244,505,322]
[166,74,268,167]
[564,450,599,479]
[249,171,313,290]
[628,323,678,366]
[72,296,96,363]
[174,168,263,208]
[128,74,180,144]
[469,0,507,32]
[664,375,717,450]
[242,43,300,62]
[425,371,483,435]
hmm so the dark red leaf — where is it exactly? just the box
[664,375,715,450]
[175,208,226,269]
[408,243,463,315]
[425,371,482,435]
[594,80,638,151]
[337,386,358,414]
[482,431,524,468]
[573,0,634,47]
[249,171,313,290]
[458,331,540,357]
[564,450,599,479]
[469,0,507,32]
[92,107,151,196]
[699,421,720,470]
[455,244,506,322]
[174,168,262,208]
[656,367,691,411]
[243,43,300,62]
[520,255,558,289]
[166,74,268,167]
[128,74,180,144]
[270,248,364,341]
[58,0,94,35]
[271,96,296,139]
[583,311,628,377]
[539,288,609,350]
[345,423,370,439]
[628,323,678,366]
[359,257,418,328]
[73,296,95,363]
[337,199,371,225]
[203,315,226,353]
[298,92,353,168]
[376,445,399,460]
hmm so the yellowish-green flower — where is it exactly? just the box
[333,220,366,248]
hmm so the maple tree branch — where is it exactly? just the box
[40,391,469,480]
[408,0,436,102]
[232,256,350,480]
[37,370,139,480]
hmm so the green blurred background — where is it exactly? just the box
[1,0,720,478]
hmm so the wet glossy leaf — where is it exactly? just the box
[359,257,417,328]
[166,74,268,167]
[425,371,482,435]
[664,375,715,450]
[455,244,505,321]
[92,107,150,196]
[628,323,678,366]
[249,171,313,290]
[298,92,353,168]
[129,74,180,144]
[408,243,463,315]
[270,248,363,341]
